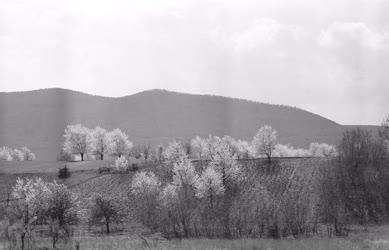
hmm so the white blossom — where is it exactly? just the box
[114,156,129,171]
[87,126,107,160]
[251,125,277,159]
[191,136,208,160]
[131,171,161,197]
[0,147,13,161]
[273,144,310,157]
[309,142,338,157]
[63,124,90,160]
[172,158,198,187]
[106,128,133,157]
[20,146,36,161]
[195,166,225,199]
[163,140,187,165]
[11,148,25,161]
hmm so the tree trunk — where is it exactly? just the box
[52,236,57,249]
[81,153,84,161]
[106,220,110,234]
[21,233,25,250]
[100,153,104,160]
[267,154,271,163]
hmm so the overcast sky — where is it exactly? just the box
[1,0,388,125]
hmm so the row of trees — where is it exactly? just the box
[63,125,133,161]
[61,123,337,174]
[0,146,36,161]
[190,127,337,163]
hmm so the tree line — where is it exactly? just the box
[0,146,36,161]
[61,123,338,169]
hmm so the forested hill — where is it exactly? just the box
[0,88,346,160]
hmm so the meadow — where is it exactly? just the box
[2,225,389,250]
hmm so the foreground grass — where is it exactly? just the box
[2,225,389,250]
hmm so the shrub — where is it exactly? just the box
[58,165,71,179]
[114,156,129,172]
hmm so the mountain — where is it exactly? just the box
[1,88,348,160]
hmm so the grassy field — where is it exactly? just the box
[0,160,114,203]
[0,160,112,174]
[2,225,389,250]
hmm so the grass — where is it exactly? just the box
[0,160,112,202]
[4,225,389,250]
[0,160,112,174]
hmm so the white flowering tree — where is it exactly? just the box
[131,171,161,197]
[172,158,198,187]
[114,156,129,171]
[131,171,161,229]
[9,178,51,250]
[232,139,252,159]
[88,126,107,160]
[163,158,199,237]
[20,147,36,161]
[205,136,231,161]
[44,182,79,248]
[252,125,277,162]
[204,135,244,237]
[191,136,208,161]
[106,128,133,158]
[309,142,338,157]
[63,124,90,161]
[11,148,25,161]
[163,140,187,166]
[0,147,13,161]
[9,178,79,249]
[202,136,243,186]
[273,144,310,157]
[195,166,225,206]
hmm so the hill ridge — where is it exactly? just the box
[1,88,346,160]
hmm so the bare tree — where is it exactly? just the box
[89,194,123,234]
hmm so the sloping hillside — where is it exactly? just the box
[0,88,344,160]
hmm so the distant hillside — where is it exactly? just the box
[0,88,347,160]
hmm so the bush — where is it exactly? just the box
[58,165,71,179]
[98,166,112,174]
[115,156,129,171]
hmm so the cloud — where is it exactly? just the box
[318,22,389,50]
[210,18,303,52]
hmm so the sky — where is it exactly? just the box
[0,0,388,125]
